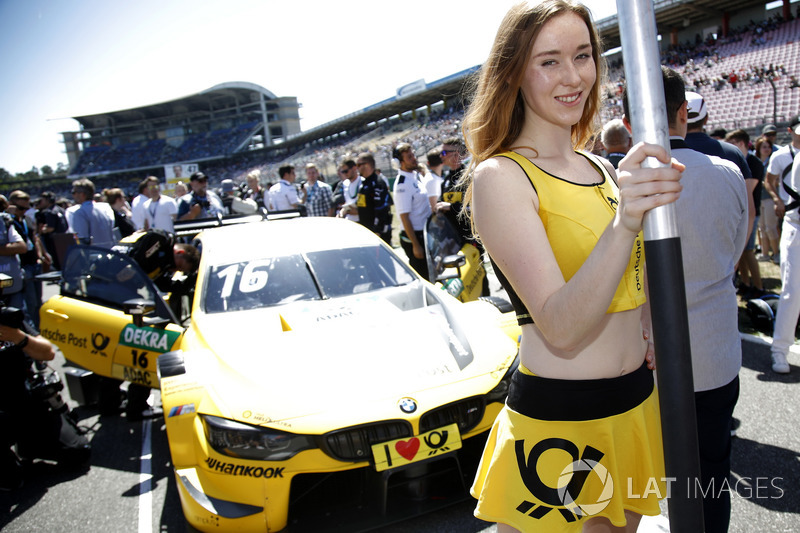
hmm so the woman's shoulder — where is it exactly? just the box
[475,153,530,181]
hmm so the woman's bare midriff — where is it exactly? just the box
[519,306,648,379]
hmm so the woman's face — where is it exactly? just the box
[520,12,596,131]
[759,141,772,158]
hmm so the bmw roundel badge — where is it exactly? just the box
[398,398,417,414]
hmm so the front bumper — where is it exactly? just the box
[173,403,502,532]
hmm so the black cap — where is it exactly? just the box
[190,171,208,182]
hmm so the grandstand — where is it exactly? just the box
[63,82,300,178]
[54,0,798,189]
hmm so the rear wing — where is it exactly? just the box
[173,208,305,240]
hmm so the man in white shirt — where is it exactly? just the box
[765,116,800,374]
[392,143,431,281]
[130,177,152,230]
[337,159,361,221]
[142,179,177,233]
[422,147,445,212]
[268,165,300,211]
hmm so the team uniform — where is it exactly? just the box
[341,176,362,222]
[393,169,431,280]
[267,180,299,211]
[356,172,393,243]
[471,151,664,532]
[771,146,800,369]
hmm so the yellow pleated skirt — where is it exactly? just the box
[471,362,666,532]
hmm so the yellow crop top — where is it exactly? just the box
[492,151,645,324]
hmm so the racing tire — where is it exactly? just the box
[478,296,514,314]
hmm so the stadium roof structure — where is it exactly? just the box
[71,82,281,130]
[598,0,776,50]
[283,67,480,148]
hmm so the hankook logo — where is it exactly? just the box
[398,398,417,413]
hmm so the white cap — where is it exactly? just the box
[685,91,708,123]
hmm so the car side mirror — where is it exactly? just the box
[123,298,156,328]
[436,254,466,282]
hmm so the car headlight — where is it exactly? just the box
[486,353,519,404]
[201,415,316,461]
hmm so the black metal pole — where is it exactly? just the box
[616,1,705,531]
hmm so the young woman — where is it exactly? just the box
[461,2,684,531]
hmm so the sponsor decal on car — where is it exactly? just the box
[371,423,462,472]
[169,403,196,417]
[118,324,180,353]
[204,458,285,478]
[112,363,158,386]
[40,328,89,349]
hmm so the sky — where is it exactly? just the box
[0,0,617,176]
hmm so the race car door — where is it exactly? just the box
[40,245,184,389]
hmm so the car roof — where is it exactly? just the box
[197,217,384,264]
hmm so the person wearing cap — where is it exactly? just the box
[177,171,223,221]
[761,123,781,151]
[142,178,177,233]
[684,91,756,272]
[684,91,753,183]
[219,179,237,215]
[623,68,748,533]
[765,115,800,374]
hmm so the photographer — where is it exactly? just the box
[0,306,90,490]
[176,171,223,221]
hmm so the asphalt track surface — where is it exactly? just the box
[2,279,798,532]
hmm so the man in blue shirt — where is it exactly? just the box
[67,178,116,249]
[177,172,224,221]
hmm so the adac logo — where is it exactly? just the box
[91,333,110,356]
[515,438,613,523]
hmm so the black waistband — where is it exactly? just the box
[507,360,653,421]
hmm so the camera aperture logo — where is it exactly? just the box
[557,457,614,517]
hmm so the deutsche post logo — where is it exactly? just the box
[515,438,613,523]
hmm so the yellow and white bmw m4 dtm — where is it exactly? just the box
[41,216,520,532]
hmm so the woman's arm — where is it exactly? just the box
[473,143,682,352]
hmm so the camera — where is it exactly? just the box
[26,362,68,414]
[191,196,210,209]
[0,306,25,330]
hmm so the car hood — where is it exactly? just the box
[184,294,515,430]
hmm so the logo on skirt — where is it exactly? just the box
[515,438,613,523]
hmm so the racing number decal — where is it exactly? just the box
[132,349,150,369]
[217,260,270,298]
[113,324,181,386]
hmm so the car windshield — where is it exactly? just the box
[202,245,416,313]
